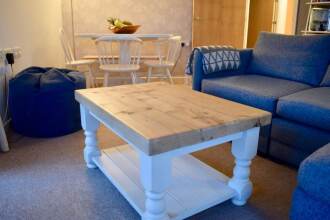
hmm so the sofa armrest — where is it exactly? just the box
[192,48,253,91]
[298,143,330,203]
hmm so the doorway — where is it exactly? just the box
[192,0,281,48]
[247,0,277,48]
[192,0,247,48]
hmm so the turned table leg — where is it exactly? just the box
[80,105,101,169]
[140,154,171,220]
[228,127,260,206]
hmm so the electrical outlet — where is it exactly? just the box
[181,41,191,47]
[0,47,22,59]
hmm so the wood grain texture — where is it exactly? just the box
[247,0,275,48]
[192,0,247,48]
[75,82,271,155]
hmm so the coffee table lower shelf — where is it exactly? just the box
[93,144,237,220]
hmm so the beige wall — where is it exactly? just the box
[0,0,65,72]
[63,0,193,76]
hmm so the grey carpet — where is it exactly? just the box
[0,126,297,220]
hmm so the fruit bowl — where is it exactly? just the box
[109,25,141,34]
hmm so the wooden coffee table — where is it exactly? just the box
[75,82,271,220]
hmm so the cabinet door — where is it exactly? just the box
[192,0,247,48]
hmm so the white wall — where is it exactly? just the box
[0,0,65,73]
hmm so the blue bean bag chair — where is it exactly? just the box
[9,66,86,137]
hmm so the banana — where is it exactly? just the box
[108,17,134,29]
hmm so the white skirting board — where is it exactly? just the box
[93,144,236,220]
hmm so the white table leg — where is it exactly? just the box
[80,105,101,168]
[228,127,260,206]
[147,67,152,82]
[120,41,131,64]
[103,72,110,87]
[140,154,171,220]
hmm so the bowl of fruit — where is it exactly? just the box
[107,17,140,34]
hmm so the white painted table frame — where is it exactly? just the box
[80,105,260,220]
[76,34,173,65]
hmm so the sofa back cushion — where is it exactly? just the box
[248,32,330,86]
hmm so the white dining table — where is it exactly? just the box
[76,33,173,41]
[76,33,173,64]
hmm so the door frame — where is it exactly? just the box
[277,0,299,34]
[244,0,299,42]
[243,0,251,48]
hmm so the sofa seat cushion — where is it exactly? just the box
[201,74,310,113]
[277,87,330,131]
[298,143,330,203]
[247,32,330,86]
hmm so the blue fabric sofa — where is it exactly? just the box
[290,143,330,220]
[192,32,330,167]
[9,66,86,138]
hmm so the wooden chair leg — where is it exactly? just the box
[147,67,152,83]
[166,68,174,84]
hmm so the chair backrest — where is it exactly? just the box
[95,35,143,66]
[155,36,182,64]
[59,28,75,63]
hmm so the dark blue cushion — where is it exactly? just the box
[271,118,330,154]
[269,140,309,167]
[248,32,330,86]
[298,143,330,203]
[277,87,330,131]
[9,66,86,138]
[290,187,330,220]
[201,74,310,113]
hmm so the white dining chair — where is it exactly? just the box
[145,36,182,84]
[59,28,96,88]
[95,35,143,86]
